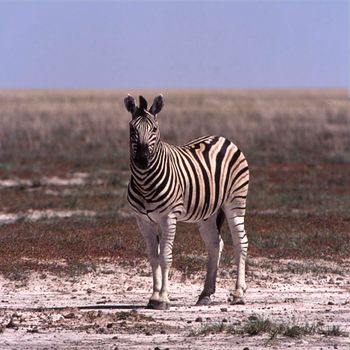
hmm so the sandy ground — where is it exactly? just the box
[0,258,349,350]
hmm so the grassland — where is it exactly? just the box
[0,88,349,276]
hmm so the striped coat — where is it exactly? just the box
[128,135,249,224]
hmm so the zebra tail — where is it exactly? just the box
[216,208,225,233]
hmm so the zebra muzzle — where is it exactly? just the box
[134,144,150,169]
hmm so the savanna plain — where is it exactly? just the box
[0,89,349,349]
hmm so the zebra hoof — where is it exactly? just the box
[146,299,170,310]
[196,295,211,306]
[230,296,245,305]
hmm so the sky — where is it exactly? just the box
[0,1,348,89]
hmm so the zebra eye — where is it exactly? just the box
[152,126,158,132]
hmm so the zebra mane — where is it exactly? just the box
[139,95,147,111]
[135,96,155,119]
[134,95,153,118]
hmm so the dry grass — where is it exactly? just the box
[189,314,348,339]
[0,89,349,175]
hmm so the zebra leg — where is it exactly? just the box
[135,216,162,307]
[152,214,177,310]
[223,202,248,305]
[196,213,224,306]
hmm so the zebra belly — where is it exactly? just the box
[132,201,219,224]
[144,203,219,224]
[128,189,185,223]
[176,202,223,223]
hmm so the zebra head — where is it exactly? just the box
[124,94,164,170]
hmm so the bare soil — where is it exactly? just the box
[0,258,349,349]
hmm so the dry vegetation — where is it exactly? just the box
[0,89,349,275]
[0,89,349,172]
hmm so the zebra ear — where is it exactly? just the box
[149,95,164,116]
[124,94,137,116]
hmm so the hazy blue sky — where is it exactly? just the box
[0,1,348,89]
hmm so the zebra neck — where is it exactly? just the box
[130,141,172,192]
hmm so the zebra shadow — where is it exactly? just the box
[12,304,147,312]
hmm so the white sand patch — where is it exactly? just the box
[0,209,96,225]
[250,209,279,215]
[0,213,19,225]
[41,173,88,186]
[43,188,74,196]
[26,209,96,221]
[0,172,104,189]
[0,258,349,349]
[0,179,33,188]
[116,208,133,218]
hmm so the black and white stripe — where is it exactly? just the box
[124,94,249,309]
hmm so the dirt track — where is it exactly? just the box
[0,258,349,349]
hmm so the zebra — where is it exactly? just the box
[124,94,249,310]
